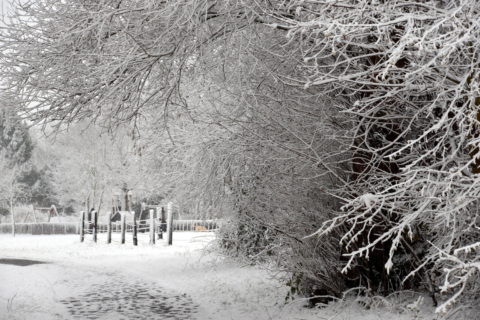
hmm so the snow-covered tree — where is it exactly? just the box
[41,122,156,214]
[0,103,34,234]
[268,0,480,311]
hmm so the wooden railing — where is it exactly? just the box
[0,222,79,235]
[0,219,219,235]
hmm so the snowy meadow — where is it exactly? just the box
[1,232,440,320]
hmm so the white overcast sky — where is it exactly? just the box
[1,0,12,21]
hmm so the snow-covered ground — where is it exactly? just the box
[0,232,439,320]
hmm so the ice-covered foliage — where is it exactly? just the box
[274,0,480,312]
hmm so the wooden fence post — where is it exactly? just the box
[167,202,173,245]
[149,209,155,245]
[93,210,98,243]
[157,207,165,240]
[133,211,138,246]
[80,211,85,242]
[107,212,112,244]
[121,213,126,244]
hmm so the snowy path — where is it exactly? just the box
[0,232,440,320]
[58,267,198,319]
[1,260,198,320]
[0,232,288,320]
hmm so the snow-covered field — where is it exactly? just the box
[0,232,440,320]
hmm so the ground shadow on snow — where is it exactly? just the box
[59,277,198,320]
[0,258,47,266]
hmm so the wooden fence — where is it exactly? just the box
[94,220,219,233]
[0,222,79,235]
[0,220,219,235]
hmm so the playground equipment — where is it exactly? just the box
[80,202,174,245]
[21,205,61,223]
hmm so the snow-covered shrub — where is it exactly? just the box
[270,0,480,311]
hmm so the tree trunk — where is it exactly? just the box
[97,189,105,218]
[32,204,37,223]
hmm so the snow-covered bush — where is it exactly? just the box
[268,0,480,311]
